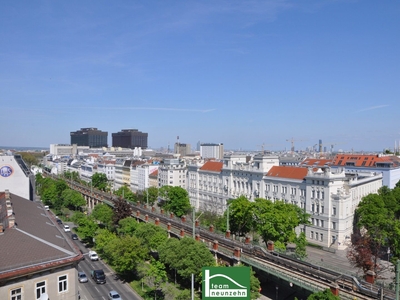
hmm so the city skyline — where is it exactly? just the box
[1,1,399,152]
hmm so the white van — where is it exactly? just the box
[89,251,99,261]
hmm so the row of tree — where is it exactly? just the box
[348,182,400,278]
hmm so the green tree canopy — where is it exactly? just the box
[307,289,340,300]
[117,217,140,236]
[61,189,86,210]
[94,228,118,258]
[252,199,309,250]
[92,173,108,191]
[158,237,215,283]
[142,186,159,206]
[104,235,147,274]
[114,185,136,202]
[226,196,254,236]
[134,223,168,252]
[159,186,191,217]
[92,203,114,226]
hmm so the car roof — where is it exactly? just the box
[78,271,86,276]
[109,290,119,295]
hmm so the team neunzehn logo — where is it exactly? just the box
[202,267,250,299]
[0,165,13,178]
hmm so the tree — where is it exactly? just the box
[158,237,215,283]
[117,217,140,236]
[142,186,159,206]
[92,173,108,191]
[61,189,86,210]
[74,217,98,243]
[347,232,380,274]
[94,229,117,258]
[159,186,191,217]
[134,223,168,252]
[225,196,254,236]
[104,235,147,274]
[114,185,136,202]
[113,198,133,225]
[252,199,309,250]
[17,152,40,167]
[92,203,113,226]
[307,289,340,300]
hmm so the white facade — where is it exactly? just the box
[200,143,224,159]
[0,155,34,200]
[138,165,159,191]
[97,161,116,181]
[158,159,186,189]
[187,153,383,249]
[49,144,89,156]
[187,153,279,214]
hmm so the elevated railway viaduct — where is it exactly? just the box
[45,174,396,299]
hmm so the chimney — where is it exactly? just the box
[5,189,10,200]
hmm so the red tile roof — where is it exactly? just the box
[150,170,158,177]
[200,161,223,172]
[300,158,332,167]
[332,154,400,168]
[266,166,308,180]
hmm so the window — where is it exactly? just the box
[311,204,315,212]
[320,233,323,242]
[311,190,315,198]
[316,232,319,240]
[310,231,314,239]
[321,192,325,199]
[11,287,22,300]
[321,206,324,214]
[332,207,336,216]
[58,275,68,293]
[332,222,336,230]
[320,220,324,228]
[36,281,46,299]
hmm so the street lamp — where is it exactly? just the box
[276,286,279,300]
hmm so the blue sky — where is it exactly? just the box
[1,1,399,152]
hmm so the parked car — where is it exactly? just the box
[71,233,78,240]
[78,271,88,283]
[108,290,122,300]
[89,250,99,261]
[56,219,63,225]
[63,225,70,232]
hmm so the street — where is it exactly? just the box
[67,224,143,300]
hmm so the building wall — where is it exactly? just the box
[0,266,78,300]
[200,143,224,159]
[0,155,32,200]
[158,159,186,189]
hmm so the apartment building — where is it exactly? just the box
[330,154,400,189]
[158,159,186,189]
[137,164,159,191]
[187,153,383,249]
[129,160,146,193]
[0,190,82,300]
[200,143,224,159]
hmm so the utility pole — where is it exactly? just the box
[396,259,399,300]
[192,207,195,238]
[226,204,230,232]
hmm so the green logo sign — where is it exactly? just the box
[202,267,250,299]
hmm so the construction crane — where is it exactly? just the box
[286,138,303,154]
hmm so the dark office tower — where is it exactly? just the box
[112,129,148,149]
[70,127,108,148]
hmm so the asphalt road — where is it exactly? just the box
[66,224,143,300]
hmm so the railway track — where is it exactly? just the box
[45,175,395,299]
